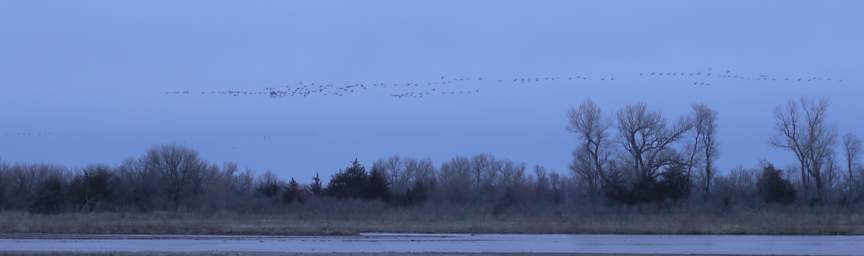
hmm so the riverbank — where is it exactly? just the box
[2,233,863,255]
[1,208,863,235]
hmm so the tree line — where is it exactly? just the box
[0,97,862,214]
[567,97,862,207]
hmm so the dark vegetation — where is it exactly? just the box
[0,97,863,234]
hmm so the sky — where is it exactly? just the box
[1,0,862,180]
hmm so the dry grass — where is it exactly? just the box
[1,206,863,236]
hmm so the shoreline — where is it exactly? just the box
[2,233,862,256]
[3,232,864,240]
[2,210,863,236]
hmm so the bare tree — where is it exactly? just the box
[69,165,113,212]
[115,157,159,211]
[616,103,693,180]
[405,158,436,189]
[687,104,719,196]
[0,161,8,210]
[567,99,612,193]
[255,170,283,205]
[533,165,550,197]
[498,160,527,189]
[471,154,499,190]
[373,156,436,195]
[145,144,208,210]
[438,156,473,202]
[237,168,255,194]
[770,97,837,201]
[372,155,406,193]
[843,133,861,192]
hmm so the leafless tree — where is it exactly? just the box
[471,154,500,190]
[843,133,861,192]
[567,99,612,193]
[687,104,719,196]
[616,103,693,180]
[69,165,113,212]
[199,162,245,211]
[145,144,208,210]
[533,165,550,196]
[237,168,255,194]
[255,170,282,203]
[115,157,159,211]
[498,160,527,189]
[373,155,436,195]
[406,158,436,185]
[770,97,837,201]
[713,165,760,207]
[372,155,406,193]
[438,156,473,202]
[0,161,8,209]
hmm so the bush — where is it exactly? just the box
[658,163,690,203]
[68,165,114,212]
[256,180,281,199]
[326,159,371,199]
[367,168,390,201]
[393,182,429,206]
[603,164,690,206]
[757,164,797,205]
[29,175,65,214]
[326,159,390,201]
[282,178,303,204]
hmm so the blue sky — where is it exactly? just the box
[1,0,862,180]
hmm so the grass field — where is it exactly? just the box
[1,206,863,235]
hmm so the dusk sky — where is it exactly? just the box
[1,0,862,180]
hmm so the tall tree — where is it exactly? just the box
[843,133,861,192]
[616,103,693,180]
[309,172,323,196]
[438,156,473,203]
[471,154,496,190]
[145,144,208,210]
[567,99,612,193]
[770,97,837,201]
[687,104,719,196]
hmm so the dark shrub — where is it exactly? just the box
[326,159,371,199]
[603,164,690,205]
[394,182,428,206]
[367,168,390,201]
[325,159,391,201]
[309,173,323,196]
[658,163,691,203]
[256,180,281,199]
[29,175,65,214]
[282,178,304,204]
[68,165,114,212]
[757,164,797,205]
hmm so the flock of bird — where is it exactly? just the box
[2,130,53,137]
[164,74,620,99]
[639,68,845,87]
[164,68,846,100]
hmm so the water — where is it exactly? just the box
[1,233,862,255]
